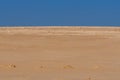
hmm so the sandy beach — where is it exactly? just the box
[0,26,120,80]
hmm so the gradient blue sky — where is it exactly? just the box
[0,0,120,26]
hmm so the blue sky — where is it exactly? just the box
[0,0,120,26]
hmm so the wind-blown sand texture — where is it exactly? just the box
[0,26,120,80]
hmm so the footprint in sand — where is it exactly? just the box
[0,64,16,70]
[92,65,104,71]
[34,65,47,71]
[87,76,97,80]
[8,64,16,68]
[63,65,75,70]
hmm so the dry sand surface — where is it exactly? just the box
[0,26,120,80]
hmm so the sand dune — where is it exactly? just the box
[0,26,120,80]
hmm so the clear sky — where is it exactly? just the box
[0,0,120,26]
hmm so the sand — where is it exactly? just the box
[0,26,120,80]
